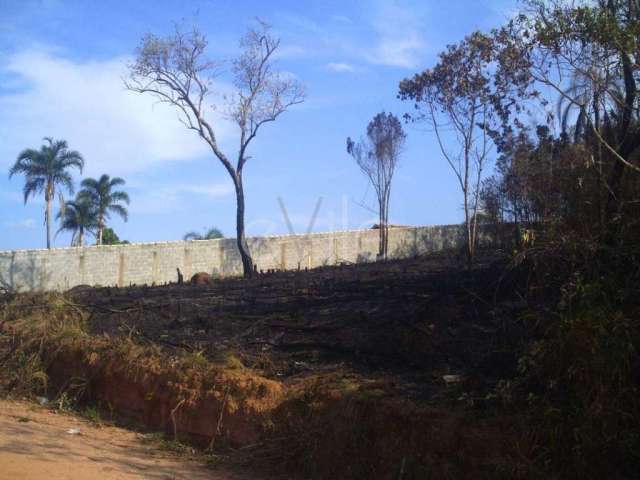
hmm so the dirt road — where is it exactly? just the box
[0,400,259,480]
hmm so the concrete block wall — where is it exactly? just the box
[0,224,469,292]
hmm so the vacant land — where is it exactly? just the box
[1,250,530,478]
[72,250,524,393]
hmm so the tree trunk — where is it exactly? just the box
[98,215,104,245]
[78,228,84,247]
[470,210,477,266]
[234,173,253,278]
[605,49,637,224]
[45,191,52,250]
[383,188,390,259]
[382,222,388,260]
[463,183,473,270]
[378,198,384,260]
[465,217,473,270]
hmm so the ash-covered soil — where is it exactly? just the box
[70,249,527,401]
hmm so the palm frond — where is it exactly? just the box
[110,191,130,204]
[10,149,42,177]
[107,204,128,221]
[56,171,76,195]
[109,176,126,188]
[59,150,84,172]
[22,178,45,204]
[183,231,203,241]
[80,177,100,190]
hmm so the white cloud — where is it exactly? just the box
[280,3,426,69]
[278,13,324,35]
[5,218,36,229]
[0,189,24,204]
[274,45,307,60]
[366,1,426,68]
[367,33,424,68]
[0,50,236,176]
[177,182,234,198]
[330,14,353,24]
[129,181,233,215]
[326,62,356,73]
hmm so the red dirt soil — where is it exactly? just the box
[0,399,262,480]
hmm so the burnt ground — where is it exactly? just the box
[69,249,528,402]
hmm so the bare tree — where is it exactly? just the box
[125,21,305,277]
[347,112,405,260]
[399,33,497,267]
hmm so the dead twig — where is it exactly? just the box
[208,386,231,451]
[170,398,186,441]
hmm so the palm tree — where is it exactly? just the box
[183,227,223,241]
[56,195,98,246]
[556,67,622,143]
[9,138,84,249]
[79,174,130,245]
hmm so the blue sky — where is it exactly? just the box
[0,0,517,250]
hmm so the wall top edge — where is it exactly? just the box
[0,224,463,255]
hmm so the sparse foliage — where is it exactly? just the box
[125,21,305,277]
[399,33,497,266]
[347,112,405,259]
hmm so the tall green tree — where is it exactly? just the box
[56,195,98,247]
[9,137,84,249]
[80,174,130,245]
